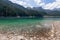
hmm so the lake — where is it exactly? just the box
[0,18,60,31]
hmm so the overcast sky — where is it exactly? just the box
[9,0,60,10]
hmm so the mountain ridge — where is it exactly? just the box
[0,0,60,17]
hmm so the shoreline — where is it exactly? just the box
[0,21,60,40]
[44,16,60,18]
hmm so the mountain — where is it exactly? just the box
[33,7,47,16]
[45,9,60,16]
[0,0,60,18]
[53,8,60,11]
[0,0,44,17]
[0,0,28,17]
[33,7,44,11]
[33,7,60,16]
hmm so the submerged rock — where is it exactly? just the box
[23,23,55,38]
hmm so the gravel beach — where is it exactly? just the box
[0,21,60,40]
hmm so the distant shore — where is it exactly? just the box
[44,16,60,18]
[0,16,60,18]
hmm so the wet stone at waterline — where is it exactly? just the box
[21,23,55,38]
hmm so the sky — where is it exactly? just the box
[9,0,60,10]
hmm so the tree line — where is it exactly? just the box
[0,0,47,17]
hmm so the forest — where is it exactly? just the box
[0,0,60,18]
[0,0,47,17]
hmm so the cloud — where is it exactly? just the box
[16,1,33,8]
[56,0,60,2]
[34,0,60,10]
[34,0,45,6]
[9,0,60,9]
[34,0,42,4]
[9,0,33,8]
[43,0,60,10]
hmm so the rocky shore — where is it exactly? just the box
[0,21,60,40]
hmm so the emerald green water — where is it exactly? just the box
[0,18,42,31]
[0,18,59,31]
